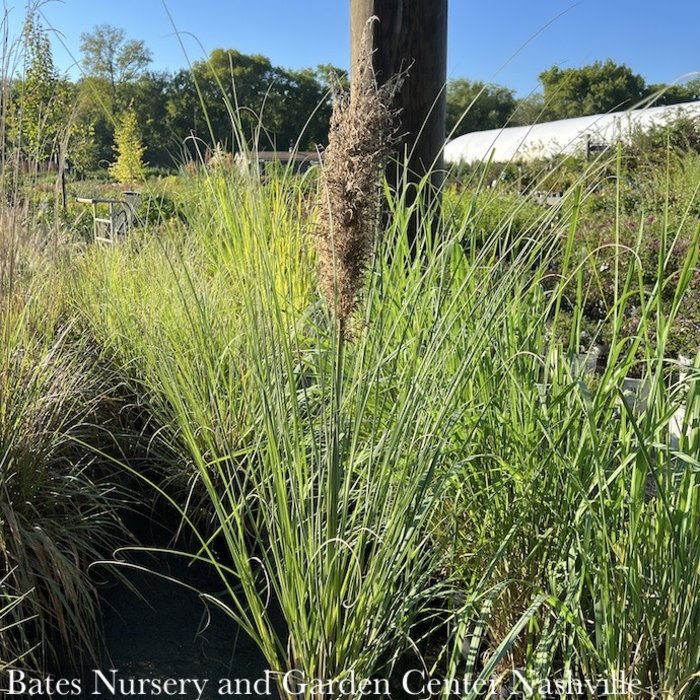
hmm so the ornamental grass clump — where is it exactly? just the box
[316,30,402,324]
[0,303,127,673]
[1,212,127,672]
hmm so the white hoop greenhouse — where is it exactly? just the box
[444,101,700,165]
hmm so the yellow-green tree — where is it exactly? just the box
[109,110,146,183]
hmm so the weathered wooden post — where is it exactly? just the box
[350,0,448,249]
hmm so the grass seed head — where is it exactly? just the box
[316,19,403,325]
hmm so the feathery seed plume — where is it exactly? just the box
[316,19,403,325]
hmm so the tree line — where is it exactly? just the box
[7,20,344,173]
[7,17,700,174]
[448,60,700,138]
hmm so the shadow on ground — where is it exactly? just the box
[81,511,271,700]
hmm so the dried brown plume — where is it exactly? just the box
[316,20,403,325]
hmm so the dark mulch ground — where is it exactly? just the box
[80,510,270,700]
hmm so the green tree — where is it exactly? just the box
[74,75,116,165]
[540,59,647,119]
[109,109,146,183]
[190,48,277,148]
[165,68,200,155]
[124,71,175,167]
[68,120,99,175]
[264,66,331,149]
[511,92,548,126]
[77,26,153,168]
[314,63,349,92]
[13,14,69,162]
[646,78,700,106]
[174,49,333,154]
[79,25,151,106]
[446,79,516,136]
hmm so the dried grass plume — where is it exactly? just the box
[316,20,403,325]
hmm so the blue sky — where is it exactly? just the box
[11,0,700,97]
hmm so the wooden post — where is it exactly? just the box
[350,0,448,249]
[60,166,67,212]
